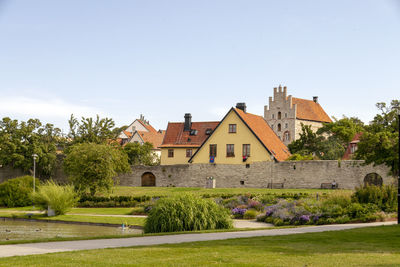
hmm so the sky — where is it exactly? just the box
[0,0,399,132]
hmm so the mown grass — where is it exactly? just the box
[111,186,339,197]
[68,207,135,215]
[0,225,399,266]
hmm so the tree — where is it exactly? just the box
[317,116,364,147]
[355,100,399,175]
[63,143,130,196]
[111,125,129,139]
[287,124,345,160]
[0,117,61,177]
[123,142,159,165]
[68,114,115,145]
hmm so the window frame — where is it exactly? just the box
[209,144,217,157]
[168,149,174,158]
[228,124,237,133]
[242,144,250,157]
[226,144,235,157]
[186,149,192,158]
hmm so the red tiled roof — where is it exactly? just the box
[137,130,165,149]
[292,97,332,123]
[161,121,219,148]
[342,132,363,160]
[234,108,291,162]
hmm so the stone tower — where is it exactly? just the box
[264,85,332,146]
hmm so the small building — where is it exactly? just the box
[264,85,332,146]
[118,115,165,158]
[189,103,290,164]
[342,133,363,160]
[160,113,219,165]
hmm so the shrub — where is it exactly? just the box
[243,209,258,219]
[352,184,397,212]
[231,207,247,218]
[0,176,39,207]
[144,194,232,233]
[323,191,352,208]
[32,180,78,215]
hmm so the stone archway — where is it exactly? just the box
[141,172,156,187]
[363,173,383,186]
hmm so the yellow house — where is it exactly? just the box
[189,103,290,164]
[160,113,219,165]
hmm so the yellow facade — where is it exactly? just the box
[160,147,198,165]
[190,110,272,164]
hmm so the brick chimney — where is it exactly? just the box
[313,96,318,103]
[184,113,192,131]
[236,102,246,113]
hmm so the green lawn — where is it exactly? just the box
[68,207,135,215]
[111,186,339,197]
[0,225,399,266]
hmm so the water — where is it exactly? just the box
[0,219,143,241]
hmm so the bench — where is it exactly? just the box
[321,183,338,189]
[267,183,284,189]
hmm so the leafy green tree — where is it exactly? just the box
[68,114,115,145]
[355,100,399,175]
[0,117,61,177]
[64,143,131,196]
[288,124,324,157]
[317,116,364,147]
[123,142,159,165]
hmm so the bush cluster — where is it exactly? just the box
[0,176,38,207]
[144,194,232,233]
[78,195,153,207]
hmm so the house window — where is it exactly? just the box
[226,144,235,157]
[209,144,217,157]
[285,123,288,129]
[284,131,290,141]
[278,112,282,120]
[168,149,174,158]
[278,123,281,132]
[229,124,237,133]
[350,144,357,154]
[243,144,250,157]
[186,149,192,158]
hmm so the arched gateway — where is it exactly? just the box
[141,172,156,187]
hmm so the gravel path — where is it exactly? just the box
[0,221,395,258]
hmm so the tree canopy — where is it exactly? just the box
[355,100,399,175]
[63,143,130,196]
[123,142,159,165]
[0,117,61,177]
[68,114,115,145]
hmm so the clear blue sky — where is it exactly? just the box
[1,0,399,132]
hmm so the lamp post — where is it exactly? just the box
[32,154,38,194]
[397,109,400,224]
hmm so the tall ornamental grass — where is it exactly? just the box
[352,184,397,212]
[144,194,232,233]
[32,180,78,215]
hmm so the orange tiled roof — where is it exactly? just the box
[137,120,157,133]
[234,108,291,162]
[292,97,332,123]
[137,130,165,149]
[161,121,219,148]
[123,130,133,138]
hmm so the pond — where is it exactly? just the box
[0,219,143,241]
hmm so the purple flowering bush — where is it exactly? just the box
[231,207,247,218]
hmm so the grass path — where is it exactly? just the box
[0,222,398,266]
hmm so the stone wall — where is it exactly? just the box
[1,160,394,189]
[118,160,393,189]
